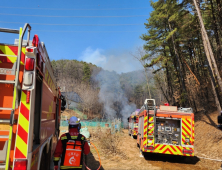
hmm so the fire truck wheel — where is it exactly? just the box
[46,144,52,170]
[40,151,47,170]
[40,145,51,170]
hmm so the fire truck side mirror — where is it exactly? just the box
[60,95,66,111]
[134,116,136,121]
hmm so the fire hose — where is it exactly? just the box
[84,141,101,170]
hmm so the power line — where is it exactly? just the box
[0,6,150,11]
[33,30,143,33]
[0,13,149,18]
[0,21,143,26]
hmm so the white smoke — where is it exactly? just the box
[94,69,136,125]
[79,47,142,73]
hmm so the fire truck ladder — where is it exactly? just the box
[0,24,31,170]
[146,99,156,148]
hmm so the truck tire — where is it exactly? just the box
[40,151,47,170]
[40,146,51,170]
[46,144,52,170]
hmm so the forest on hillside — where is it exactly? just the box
[51,59,163,118]
[140,0,222,113]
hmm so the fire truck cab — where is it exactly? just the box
[0,24,64,170]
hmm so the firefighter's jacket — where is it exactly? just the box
[54,128,90,169]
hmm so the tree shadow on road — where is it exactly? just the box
[143,152,200,165]
[195,110,219,129]
[203,113,218,127]
[85,151,104,170]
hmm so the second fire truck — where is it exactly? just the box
[128,109,139,138]
[137,99,194,157]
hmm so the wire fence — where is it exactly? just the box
[60,118,123,134]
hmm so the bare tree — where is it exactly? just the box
[132,47,152,98]
[72,81,101,118]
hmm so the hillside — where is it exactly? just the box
[52,59,162,119]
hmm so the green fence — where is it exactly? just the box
[60,120,124,128]
[60,120,69,127]
[81,121,111,127]
[60,120,111,127]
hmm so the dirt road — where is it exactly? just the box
[57,110,222,169]
[86,111,222,170]
[87,129,218,170]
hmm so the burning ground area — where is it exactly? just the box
[85,111,222,170]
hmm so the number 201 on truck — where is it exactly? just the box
[0,24,65,170]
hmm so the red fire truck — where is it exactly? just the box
[128,109,139,138]
[137,99,194,157]
[0,24,65,170]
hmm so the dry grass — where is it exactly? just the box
[61,109,86,120]
[89,126,128,159]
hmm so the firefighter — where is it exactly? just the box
[54,116,90,170]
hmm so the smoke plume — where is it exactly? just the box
[94,69,136,125]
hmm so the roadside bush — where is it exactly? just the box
[99,131,120,155]
[89,126,127,159]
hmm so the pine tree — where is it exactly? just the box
[82,63,91,83]
[140,0,222,109]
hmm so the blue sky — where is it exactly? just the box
[0,0,153,73]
